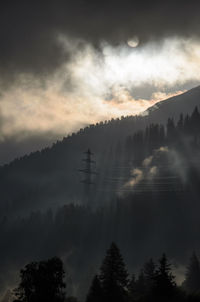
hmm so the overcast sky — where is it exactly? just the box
[0,0,200,164]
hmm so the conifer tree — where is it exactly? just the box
[135,270,146,301]
[191,107,200,144]
[85,275,103,302]
[128,274,137,300]
[154,253,176,299]
[184,253,200,294]
[99,242,129,302]
[167,118,176,142]
[143,258,156,294]
[177,114,184,133]
[184,114,190,134]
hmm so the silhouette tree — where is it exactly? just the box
[135,270,146,301]
[154,253,176,300]
[14,257,66,302]
[99,242,129,302]
[177,114,184,133]
[143,258,156,295]
[183,253,200,294]
[85,275,103,302]
[167,118,176,142]
[190,107,200,144]
[65,297,79,302]
[128,274,137,301]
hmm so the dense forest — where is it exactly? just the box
[1,0,200,300]
[1,86,200,301]
[1,102,200,216]
[10,244,200,302]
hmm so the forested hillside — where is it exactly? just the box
[1,87,200,301]
[1,87,200,217]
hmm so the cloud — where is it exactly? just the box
[123,146,169,190]
[142,155,153,167]
[1,37,199,138]
[124,168,144,188]
[0,0,200,84]
[0,33,200,164]
[122,144,194,193]
[158,146,169,153]
[149,166,158,177]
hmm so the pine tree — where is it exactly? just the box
[191,107,200,144]
[86,275,103,302]
[135,270,146,301]
[167,118,176,142]
[183,253,200,294]
[128,274,137,300]
[143,258,156,294]
[154,253,176,299]
[184,114,190,134]
[177,114,184,133]
[159,125,165,144]
[99,242,129,302]
[191,107,200,125]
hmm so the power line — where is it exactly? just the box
[79,149,97,191]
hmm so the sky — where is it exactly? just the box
[1,0,200,164]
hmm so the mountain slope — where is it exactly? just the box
[1,86,200,300]
[0,86,200,216]
[146,85,200,123]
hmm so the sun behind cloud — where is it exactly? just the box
[0,37,199,140]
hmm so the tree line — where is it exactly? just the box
[86,243,200,302]
[12,243,200,302]
[125,106,200,160]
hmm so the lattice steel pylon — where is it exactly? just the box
[79,149,97,199]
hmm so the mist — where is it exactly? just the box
[0,37,200,163]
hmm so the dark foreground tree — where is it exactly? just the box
[134,269,146,301]
[14,257,66,302]
[183,253,200,294]
[142,258,157,300]
[128,274,137,301]
[85,275,103,302]
[65,297,79,302]
[154,253,176,301]
[99,242,129,302]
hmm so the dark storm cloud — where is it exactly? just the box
[0,0,200,84]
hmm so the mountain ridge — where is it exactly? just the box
[0,86,200,300]
[145,85,200,122]
[0,85,200,216]
[2,85,200,169]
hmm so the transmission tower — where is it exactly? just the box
[79,149,97,197]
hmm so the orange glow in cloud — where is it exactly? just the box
[0,36,199,140]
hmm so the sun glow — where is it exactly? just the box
[0,37,200,139]
[127,37,139,48]
[68,38,200,94]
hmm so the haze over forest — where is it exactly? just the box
[0,87,200,301]
[1,1,200,302]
